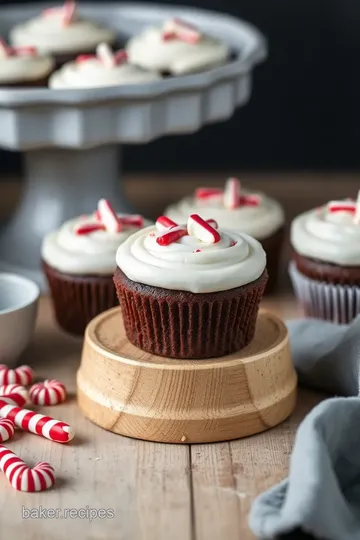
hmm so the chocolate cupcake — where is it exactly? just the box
[114,214,268,359]
[165,178,285,293]
[290,195,360,323]
[0,39,54,87]
[49,43,161,89]
[42,199,151,335]
[10,1,116,68]
[126,17,229,76]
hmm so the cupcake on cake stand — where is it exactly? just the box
[0,2,266,288]
[77,214,297,444]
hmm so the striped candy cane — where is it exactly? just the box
[0,394,27,407]
[0,446,55,492]
[0,419,15,443]
[156,216,178,232]
[0,400,74,443]
[0,365,34,386]
[97,199,122,233]
[0,385,28,407]
[162,18,201,44]
[223,177,241,209]
[30,380,67,406]
[187,214,220,244]
[43,0,76,26]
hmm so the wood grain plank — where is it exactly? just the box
[191,442,243,540]
[0,298,192,540]
[191,390,325,540]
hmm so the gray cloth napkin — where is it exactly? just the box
[249,315,360,540]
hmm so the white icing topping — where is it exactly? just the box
[10,14,116,55]
[291,203,360,266]
[165,190,285,240]
[0,52,54,83]
[42,214,151,275]
[126,25,229,75]
[116,225,266,293]
[49,57,161,89]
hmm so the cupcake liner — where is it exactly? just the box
[1,75,51,88]
[114,268,268,359]
[289,261,360,324]
[43,261,118,335]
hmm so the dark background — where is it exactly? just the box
[0,0,359,173]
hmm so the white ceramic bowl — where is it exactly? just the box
[0,273,39,367]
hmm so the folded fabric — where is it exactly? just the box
[287,316,360,396]
[249,316,360,540]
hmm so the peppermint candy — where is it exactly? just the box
[29,379,67,406]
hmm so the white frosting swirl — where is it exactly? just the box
[126,26,228,75]
[0,53,54,84]
[165,190,285,240]
[49,58,161,89]
[116,225,266,293]
[42,214,151,276]
[10,15,116,55]
[291,205,360,266]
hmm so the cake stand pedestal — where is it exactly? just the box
[77,308,297,444]
[0,2,267,288]
[0,145,128,284]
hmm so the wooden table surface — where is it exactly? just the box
[0,295,324,540]
[0,172,346,539]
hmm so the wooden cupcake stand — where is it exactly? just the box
[77,308,297,444]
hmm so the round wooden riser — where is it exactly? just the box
[77,308,297,444]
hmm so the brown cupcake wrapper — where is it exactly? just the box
[43,261,118,336]
[0,74,52,88]
[261,226,285,294]
[114,268,268,359]
[289,261,360,324]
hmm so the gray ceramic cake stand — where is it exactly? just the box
[0,2,266,287]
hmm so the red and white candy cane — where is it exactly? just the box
[0,446,55,492]
[30,380,67,406]
[195,179,260,209]
[163,18,201,44]
[327,200,356,214]
[76,203,144,236]
[119,215,144,228]
[0,365,34,386]
[0,383,28,407]
[0,419,15,443]
[155,216,219,244]
[43,0,76,26]
[96,43,127,68]
[97,199,122,233]
[156,216,178,232]
[223,177,241,209]
[195,187,223,201]
[156,225,188,246]
[206,219,218,229]
[187,214,221,244]
[328,193,360,224]
[0,39,36,57]
[75,222,106,235]
[0,384,29,407]
[0,400,74,444]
